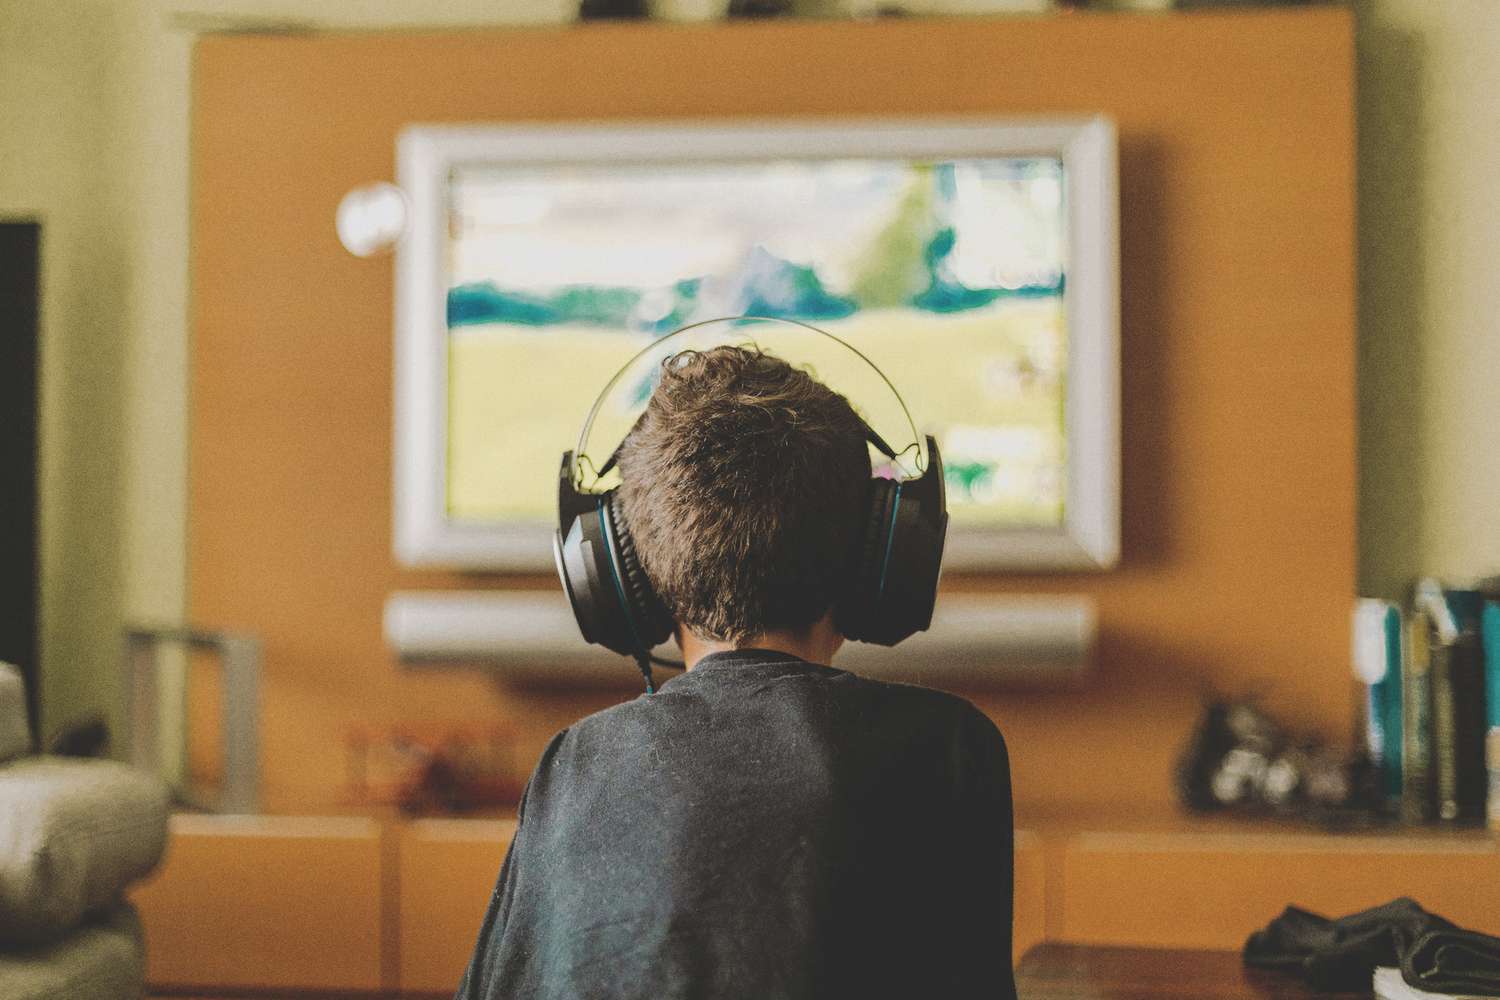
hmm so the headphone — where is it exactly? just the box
[553,322,948,692]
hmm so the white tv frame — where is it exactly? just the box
[393,116,1119,572]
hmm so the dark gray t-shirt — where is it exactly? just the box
[455,648,1018,1000]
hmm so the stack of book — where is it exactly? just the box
[1352,579,1500,828]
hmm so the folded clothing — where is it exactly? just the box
[0,903,144,1000]
[1245,897,1500,997]
[0,755,169,946]
[1376,966,1491,1000]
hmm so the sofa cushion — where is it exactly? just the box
[0,756,169,945]
[0,663,32,763]
[0,903,144,1000]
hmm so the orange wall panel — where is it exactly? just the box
[1013,830,1048,961]
[131,815,386,991]
[398,819,518,994]
[189,10,1356,813]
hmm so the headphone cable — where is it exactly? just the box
[633,651,686,696]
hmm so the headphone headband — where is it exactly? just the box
[569,316,930,496]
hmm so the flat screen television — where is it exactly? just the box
[0,222,40,731]
[392,116,1117,573]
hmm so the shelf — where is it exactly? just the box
[384,589,1096,687]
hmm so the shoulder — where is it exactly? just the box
[524,691,668,781]
[851,671,1001,728]
[565,688,669,743]
[855,674,1011,764]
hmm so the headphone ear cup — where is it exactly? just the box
[605,492,675,648]
[835,478,898,644]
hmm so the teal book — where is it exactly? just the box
[1445,588,1485,632]
[1483,600,1500,830]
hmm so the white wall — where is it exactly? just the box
[4,0,1498,743]
[1,0,133,740]
[2,0,571,742]
[1357,0,1500,597]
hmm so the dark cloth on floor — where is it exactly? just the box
[455,648,1019,1000]
[1244,897,1500,996]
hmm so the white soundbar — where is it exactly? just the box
[384,590,1095,688]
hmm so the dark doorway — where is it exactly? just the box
[0,222,40,738]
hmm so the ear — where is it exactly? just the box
[811,610,846,661]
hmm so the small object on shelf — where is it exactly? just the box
[787,0,880,14]
[728,0,790,15]
[1090,0,1314,8]
[1092,0,1174,10]
[649,0,734,19]
[924,0,1053,12]
[1178,0,1313,7]
[1175,696,1381,825]
[794,0,1052,12]
[580,0,646,17]
[342,723,524,816]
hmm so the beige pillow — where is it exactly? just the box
[0,757,168,945]
[0,663,32,763]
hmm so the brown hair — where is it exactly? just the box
[617,345,871,644]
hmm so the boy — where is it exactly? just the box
[457,346,1018,999]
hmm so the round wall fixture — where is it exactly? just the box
[336,182,408,258]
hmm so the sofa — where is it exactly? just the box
[0,663,169,1000]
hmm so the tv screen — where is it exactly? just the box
[395,118,1117,571]
[445,156,1068,529]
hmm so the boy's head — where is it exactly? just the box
[618,345,871,645]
